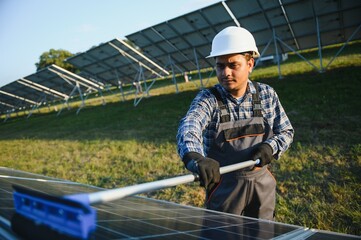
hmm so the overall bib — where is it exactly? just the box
[206,82,276,220]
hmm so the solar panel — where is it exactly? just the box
[66,38,169,87]
[0,81,42,113]
[125,2,226,73]
[0,167,359,239]
[126,0,361,74]
[0,64,105,117]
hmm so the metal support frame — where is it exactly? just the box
[168,55,179,94]
[133,78,157,107]
[132,63,145,106]
[324,23,361,70]
[193,48,204,88]
[0,101,16,122]
[132,63,161,107]
[48,66,106,115]
[255,30,320,79]
[222,1,241,27]
[115,71,126,102]
[315,15,324,73]
[109,41,167,107]
[56,81,84,116]
[206,68,215,87]
[167,50,204,90]
[3,112,11,122]
[0,90,37,121]
[27,94,48,118]
[276,36,322,72]
[114,38,169,76]
[255,23,361,79]
[1,110,11,122]
[273,29,283,79]
[16,78,67,118]
[148,26,213,92]
[255,37,274,68]
[5,99,31,121]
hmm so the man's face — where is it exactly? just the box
[215,53,254,98]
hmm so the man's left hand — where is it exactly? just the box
[251,143,273,167]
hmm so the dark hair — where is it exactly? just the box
[241,51,254,61]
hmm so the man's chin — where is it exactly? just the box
[221,83,235,91]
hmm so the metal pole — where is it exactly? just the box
[255,37,273,68]
[315,15,324,73]
[75,82,85,115]
[325,23,361,69]
[193,48,203,88]
[276,36,320,71]
[87,159,259,204]
[168,55,179,94]
[273,29,282,79]
[115,71,125,102]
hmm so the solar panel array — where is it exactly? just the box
[1,0,360,116]
[0,65,104,118]
[125,0,361,72]
[66,38,169,87]
[1,167,360,239]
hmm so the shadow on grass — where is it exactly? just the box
[0,90,199,142]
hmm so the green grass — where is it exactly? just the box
[0,42,360,236]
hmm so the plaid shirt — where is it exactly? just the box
[177,80,294,160]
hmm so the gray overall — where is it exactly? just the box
[206,82,276,220]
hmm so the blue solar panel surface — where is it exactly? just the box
[0,167,359,239]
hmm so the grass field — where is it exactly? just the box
[0,42,360,236]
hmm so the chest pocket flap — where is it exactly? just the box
[224,124,265,142]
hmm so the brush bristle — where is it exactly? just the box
[11,212,87,240]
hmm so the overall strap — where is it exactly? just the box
[209,87,230,123]
[252,81,263,117]
[210,83,263,122]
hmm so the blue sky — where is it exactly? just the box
[0,0,221,87]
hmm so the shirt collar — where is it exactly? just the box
[216,79,255,100]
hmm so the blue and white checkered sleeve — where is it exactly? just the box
[264,90,294,159]
[176,90,214,160]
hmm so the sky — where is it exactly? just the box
[0,0,221,87]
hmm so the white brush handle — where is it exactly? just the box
[88,159,260,205]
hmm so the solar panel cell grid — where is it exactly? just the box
[1,167,359,239]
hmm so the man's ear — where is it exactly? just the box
[248,58,255,72]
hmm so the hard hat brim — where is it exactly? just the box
[206,50,260,59]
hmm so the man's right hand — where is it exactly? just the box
[183,152,220,190]
[197,157,220,190]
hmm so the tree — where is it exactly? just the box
[35,49,78,73]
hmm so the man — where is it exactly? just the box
[176,26,294,220]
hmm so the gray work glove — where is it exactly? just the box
[251,143,273,167]
[183,152,220,190]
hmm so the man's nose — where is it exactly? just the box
[222,66,232,76]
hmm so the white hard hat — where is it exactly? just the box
[207,26,260,58]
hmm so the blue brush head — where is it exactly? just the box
[11,185,96,240]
